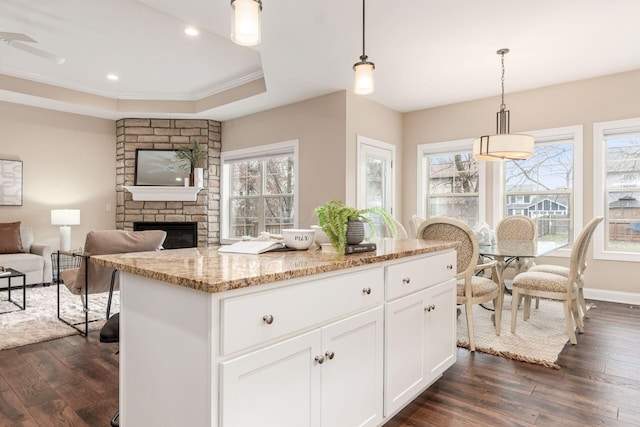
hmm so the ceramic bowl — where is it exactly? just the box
[310,225,331,248]
[283,229,316,250]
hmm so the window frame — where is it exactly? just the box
[357,135,395,214]
[220,140,299,244]
[417,138,487,226]
[493,125,583,258]
[593,118,640,262]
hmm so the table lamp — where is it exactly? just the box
[51,209,80,251]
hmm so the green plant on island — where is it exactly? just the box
[175,140,207,172]
[313,199,396,253]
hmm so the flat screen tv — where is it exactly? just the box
[134,149,190,186]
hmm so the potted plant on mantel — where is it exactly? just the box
[175,140,207,187]
[313,199,396,254]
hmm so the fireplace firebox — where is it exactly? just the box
[133,222,197,249]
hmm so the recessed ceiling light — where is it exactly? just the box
[185,26,199,37]
[107,74,119,81]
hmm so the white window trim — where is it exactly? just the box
[593,118,640,262]
[493,125,583,259]
[356,135,395,214]
[220,140,299,244]
[417,138,487,224]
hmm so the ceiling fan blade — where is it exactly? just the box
[7,40,66,64]
[0,32,37,43]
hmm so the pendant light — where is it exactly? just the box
[231,0,262,46]
[353,0,375,95]
[473,49,534,161]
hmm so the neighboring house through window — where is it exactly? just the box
[593,118,640,262]
[221,140,298,242]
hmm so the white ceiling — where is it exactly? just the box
[1,0,640,121]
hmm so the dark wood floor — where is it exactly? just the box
[0,300,639,426]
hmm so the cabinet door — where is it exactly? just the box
[425,278,457,381]
[384,290,428,415]
[220,330,322,427]
[321,306,384,427]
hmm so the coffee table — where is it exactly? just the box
[0,268,26,314]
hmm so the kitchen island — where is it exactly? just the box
[93,238,458,427]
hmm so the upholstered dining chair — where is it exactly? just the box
[410,215,425,238]
[496,215,537,275]
[417,217,503,352]
[510,218,603,344]
[58,229,166,336]
[527,216,604,320]
[384,217,409,239]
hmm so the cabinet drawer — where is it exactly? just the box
[221,267,384,355]
[386,250,455,300]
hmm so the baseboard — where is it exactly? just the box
[584,288,640,305]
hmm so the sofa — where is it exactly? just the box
[0,222,53,288]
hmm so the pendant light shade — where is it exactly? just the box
[231,0,262,46]
[473,49,534,161]
[353,0,375,95]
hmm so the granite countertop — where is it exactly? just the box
[91,238,457,294]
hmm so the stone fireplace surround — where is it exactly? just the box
[116,118,221,246]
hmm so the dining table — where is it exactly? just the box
[479,239,568,293]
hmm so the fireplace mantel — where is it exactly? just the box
[124,186,203,202]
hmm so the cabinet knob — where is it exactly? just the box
[431,304,436,311]
[315,355,325,364]
[446,264,454,270]
[262,314,274,325]
[362,287,372,295]
[425,306,430,312]
[325,351,335,360]
[402,277,411,284]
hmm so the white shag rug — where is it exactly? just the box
[0,285,120,351]
[457,294,588,368]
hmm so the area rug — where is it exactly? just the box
[0,285,120,351]
[456,294,587,368]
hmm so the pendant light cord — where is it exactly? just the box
[361,0,367,60]
[500,51,506,111]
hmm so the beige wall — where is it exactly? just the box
[403,69,640,296]
[346,92,404,222]
[0,102,116,250]
[222,92,347,228]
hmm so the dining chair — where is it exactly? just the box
[527,216,604,319]
[496,215,537,275]
[410,215,425,238]
[58,229,166,336]
[417,217,502,352]
[384,217,409,239]
[510,218,602,344]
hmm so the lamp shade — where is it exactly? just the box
[473,134,535,161]
[231,0,262,46]
[51,209,81,226]
[354,61,375,95]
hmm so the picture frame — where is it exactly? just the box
[0,159,23,206]
[134,149,190,186]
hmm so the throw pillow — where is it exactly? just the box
[0,221,25,254]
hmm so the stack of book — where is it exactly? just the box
[344,242,377,254]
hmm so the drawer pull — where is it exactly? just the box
[325,351,335,360]
[362,287,372,295]
[315,355,325,364]
[262,314,274,325]
[446,264,454,270]
[402,277,411,284]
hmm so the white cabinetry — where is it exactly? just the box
[384,252,457,416]
[221,306,384,427]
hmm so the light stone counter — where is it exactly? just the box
[91,238,457,294]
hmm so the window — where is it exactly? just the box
[594,119,640,262]
[418,139,486,227]
[221,141,298,241]
[500,126,583,248]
